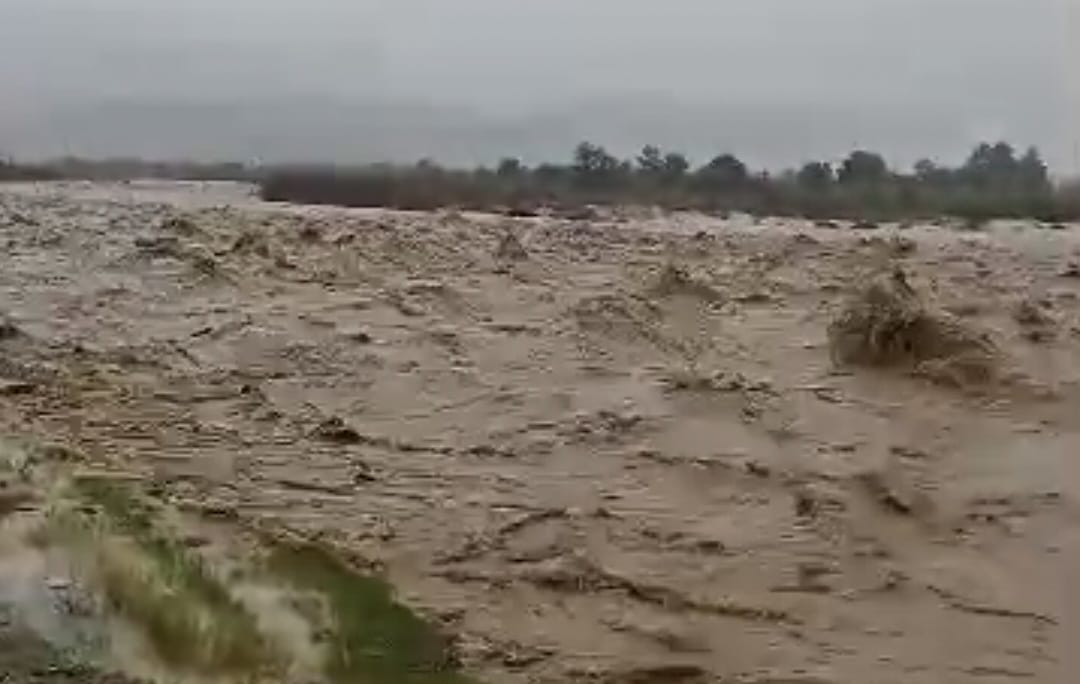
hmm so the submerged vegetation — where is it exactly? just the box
[269,541,470,684]
[0,447,475,684]
[828,267,1000,388]
[57,476,271,675]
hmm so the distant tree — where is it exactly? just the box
[661,152,690,181]
[246,138,1080,222]
[573,142,619,177]
[913,159,933,178]
[415,158,441,174]
[1016,146,1050,192]
[534,163,567,184]
[837,150,888,185]
[696,154,748,189]
[961,142,1017,188]
[796,161,834,191]
[636,145,665,175]
[913,158,938,181]
[496,157,525,177]
[635,146,689,186]
[987,142,1017,169]
[572,141,622,190]
[913,158,955,189]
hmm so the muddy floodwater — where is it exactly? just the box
[1,181,1078,683]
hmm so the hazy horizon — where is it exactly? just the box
[2,0,1077,171]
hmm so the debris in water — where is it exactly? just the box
[312,417,363,445]
[133,234,182,256]
[1013,297,1058,342]
[828,266,999,386]
[494,230,529,261]
[855,469,930,517]
[298,222,323,242]
[889,235,917,255]
[650,262,723,302]
[161,215,198,235]
[0,316,19,340]
[338,326,373,344]
[0,378,35,396]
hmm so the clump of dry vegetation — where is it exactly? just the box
[133,232,222,277]
[1013,297,1058,343]
[0,314,21,340]
[494,230,529,261]
[161,214,199,236]
[660,366,775,395]
[888,235,917,256]
[650,262,724,302]
[1013,297,1055,327]
[828,266,999,386]
[230,229,273,257]
[184,244,223,277]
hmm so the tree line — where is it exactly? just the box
[5,143,1079,221]
[260,142,1078,222]
[0,157,253,183]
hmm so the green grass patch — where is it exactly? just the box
[69,477,156,533]
[61,476,273,676]
[268,541,471,684]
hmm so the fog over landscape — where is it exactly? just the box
[1,0,1077,170]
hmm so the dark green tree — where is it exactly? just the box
[573,142,620,179]
[837,150,888,185]
[961,142,1017,188]
[636,145,665,175]
[496,157,525,178]
[696,154,748,190]
[1016,146,1049,192]
[797,161,834,191]
[660,152,690,183]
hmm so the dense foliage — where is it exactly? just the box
[4,143,1078,221]
[260,142,1078,221]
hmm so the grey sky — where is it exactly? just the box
[1,0,1077,170]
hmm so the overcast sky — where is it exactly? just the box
[1,0,1077,169]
